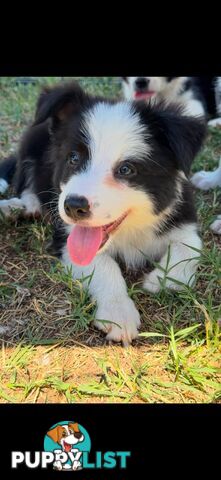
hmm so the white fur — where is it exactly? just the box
[0,188,41,217]
[0,178,9,194]
[0,197,25,216]
[210,215,221,234]
[208,118,221,127]
[143,224,202,292]
[20,189,42,215]
[191,161,221,190]
[84,102,150,161]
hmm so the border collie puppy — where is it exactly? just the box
[0,82,207,344]
[121,76,221,120]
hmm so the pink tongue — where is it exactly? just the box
[134,91,155,99]
[67,226,103,266]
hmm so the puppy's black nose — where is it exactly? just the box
[135,77,149,90]
[74,431,82,439]
[64,195,90,220]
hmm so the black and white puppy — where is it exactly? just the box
[121,76,221,121]
[0,82,207,344]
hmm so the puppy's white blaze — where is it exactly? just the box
[63,425,70,435]
[82,101,150,163]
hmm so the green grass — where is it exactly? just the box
[0,77,220,403]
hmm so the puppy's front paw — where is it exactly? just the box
[72,460,82,471]
[208,118,221,127]
[53,461,62,471]
[0,198,25,217]
[210,215,221,234]
[143,269,162,293]
[94,297,140,345]
[143,267,193,293]
[191,170,219,190]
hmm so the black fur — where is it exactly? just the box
[193,76,217,117]
[0,155,17,184]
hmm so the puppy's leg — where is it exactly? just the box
[0,178,9,194]
[53,461,63,471]
[0,197,26,216]
[208,118,221,127]
[20,188,42,216]
[191,161,221,190]
[143,224,202,293]
[62,249,140,345]
[0,188,41,218]
[210,214,221,234]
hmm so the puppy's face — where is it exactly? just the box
[57,101,155,236]
[122,77,180,101]
[47,423,84,452]
[34,82,206,262]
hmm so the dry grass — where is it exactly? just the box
[0,77,221,403]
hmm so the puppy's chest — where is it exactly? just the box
[110,230,167,269]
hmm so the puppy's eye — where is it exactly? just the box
[116,163,137,177]
[68,152,80,166]
[62,431,67,437]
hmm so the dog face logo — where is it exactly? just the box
[44,421,91,471]
[47,422,84,453]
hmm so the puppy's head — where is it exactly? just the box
[47,422,84,451]
[121,77,188,101]
[35,81,206,265]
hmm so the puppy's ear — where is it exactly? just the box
[139,102,207,175]
[47,426,61,443]
[34,82,88,127]
[34,86,51,121]
[69,422,80,433]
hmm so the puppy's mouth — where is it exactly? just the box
[134,90,155,100]
[63,441,72,452]
[67,211,129,266]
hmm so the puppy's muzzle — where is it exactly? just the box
[64,195,91,221]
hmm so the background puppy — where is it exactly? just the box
[0,82,207,345]
[191,78,221,234]
[121,76,221,120]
